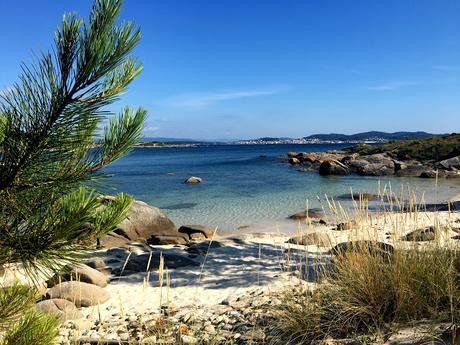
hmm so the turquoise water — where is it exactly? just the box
[103,144,460,233]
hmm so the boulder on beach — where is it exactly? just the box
[319,160,349,176]
[46,281,110,307]
[36,299,81,322]
[286,232,332,246]
[178,225,216,239]
[329,241,394,262]
[48,263,108,288]
[185,176,202,184]
[99,198,177,248]
[147,231,190,245]
[402,226,436,242]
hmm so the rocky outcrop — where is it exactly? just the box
[394,161,427,177]
[288,157,300,165]
[47,281,110,307]
[285,148,460,179]
[438,156,460,170]
[319,160,349,176]
[349,153,395,176]
[99,198,177,248]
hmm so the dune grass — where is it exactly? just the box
[273,187,460,344]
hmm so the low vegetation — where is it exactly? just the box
[274,192,460,344]
[347,133,460,162]
[275,246,459,343]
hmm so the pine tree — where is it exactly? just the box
[0,0,146,342]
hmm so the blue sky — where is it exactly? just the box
[1,0,459,140]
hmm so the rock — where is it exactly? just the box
[319,160,349,176]
[36,299,81,322]
[287,152,302,158]
[354,154,395,176]
[180,335,198,344]
[46,281,110,307]
[84,257,106,270]
[147,231,190,245]
[335,220,358,231]
[190,233,206,241]
[298,166,315,173]
[402,226,436,241]
[337,193,376,201]
[99,198,177,248]
[288,208,324,220]
[446,170,460,178]
[420,169,443,178]
[438,156,460,170]
[299,153,321,163]
[184,176,202,184]
[329,241,394,262]
[178,225,216,239]
[288,157,300,165]
[99,232,131,248]
[48,263,108,288]
[394,161,427,177]
[286,232,331,246]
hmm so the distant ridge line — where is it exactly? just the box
[235,131,442,144]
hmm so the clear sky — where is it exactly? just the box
[1,1,459,140]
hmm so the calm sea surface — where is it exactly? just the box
[102,144,460,233]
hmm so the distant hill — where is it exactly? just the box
[304,131,437,142]
[142,137,202,144]
[236,131,441,145]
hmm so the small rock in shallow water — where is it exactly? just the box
[184,176,202,184]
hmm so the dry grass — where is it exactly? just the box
[274,187,460,344]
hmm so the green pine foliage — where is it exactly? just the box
[0,0,146,343]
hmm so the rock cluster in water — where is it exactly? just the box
[287,151,460,178]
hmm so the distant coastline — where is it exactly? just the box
[136,131,443,147]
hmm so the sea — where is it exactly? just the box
[102,144,460,233]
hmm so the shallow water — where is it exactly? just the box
[102,144,460,232]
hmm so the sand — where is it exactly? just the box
[78,208,460,324]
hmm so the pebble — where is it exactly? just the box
[57,287,278,345]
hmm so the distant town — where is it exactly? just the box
[141,131,440,146]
